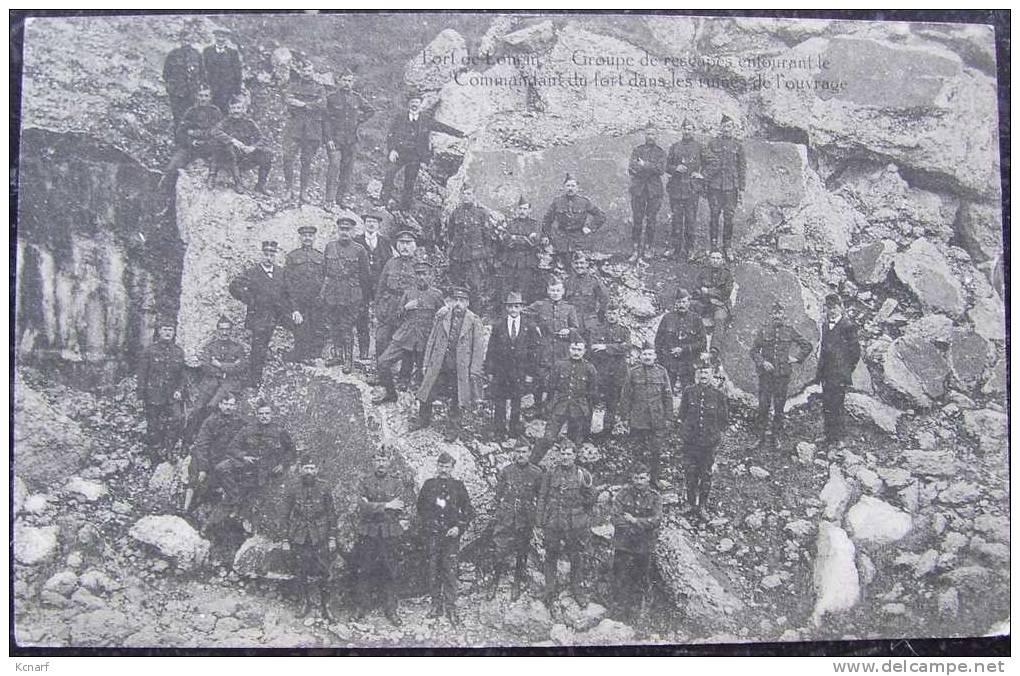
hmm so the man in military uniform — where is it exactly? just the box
[445,183,494,308]
[530,332,598,465]
[218,399,297,532]
[563,252,609,334]
[163,22,205,125]
[228,240,302,387]
[381,89,466,210]
[497,195,542,303]
[542,173,606,266]
[160,87,223,193]
[701,114,746,260]
[586,305,631,438]
[320,216,370,373]
[693,250,735,345]
[282,54,326,205]
[654,287,708,392]
[620,342,674,487]
[816,293,861,448]
[415,287,486,443]
[373,262,444,404]
[353,446,414,625]
[678,360,729,521]
[488,441,543,601]
[525,279,580,414]
[190,315,247,440]
[323,68,375,205]
[665,118,704,261]
[374,230,419,359]
[354,210,393,360]
[282,458,338,621]
[611,462,662,620]
[537,442,595,604]
[485,291,542,441]
[209,96,272,194]
[185,391,247,515]
[417,451,475,626]
[284,225,326,363]
[628,126,666,261]
[203,28,243,114]
[751,301,813,450]
[138,316,187,461]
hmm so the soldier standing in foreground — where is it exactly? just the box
[701,114,746,260]
[530,332,599,465]
[485,291,542,441]
[627,126,667,262]
[498,196,541,303]
[563,252,609,335]
[138,315,187,462]
[654,287,708,392]
[284,225,326,363]
[586,305,632,439]
[488,441,543,601]
[417,451,475,626]
[750,301,813,450]
[354,210,394,360]
[445,183,494,309]
[620,342,674,488]
[282,458,337,621]
[542,173,606,267]
[678,360,729,521]
[538,442,595,605]
[373,230,419,359]
[525,279,580,414]
[665,118,704,261]
[816,293,861,449]
[320,216,370,373]
[611,462,663,620]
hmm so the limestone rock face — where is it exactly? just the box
[845,496,913,547]
[893,239,966,318]
[947,330,989,389]
[962,408,1008,455]
[956,201,1003,262]
[129,514,210,570]
[845,393,901,434]
[404,28,469,91]
[812,521,860,625]
[848,239,897,286]
[14,375,92,487]
[967,295,1005,343]
[836,164,959,241]
[882,334,950,407]
[14,523,60,566]
[655,526,746,630]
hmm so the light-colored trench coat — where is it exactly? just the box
[416,304,486,407]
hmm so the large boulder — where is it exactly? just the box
[845,496,913,547]
[955,201,1003,262]
[892,238,966,318]
[811,521,860,625]
[819,464,852,521]
[882,333,949,407]
[901,449,959,477]
[655,526,746,630]
[758,36,1000,201]
[403,28,468,91]
[948,330,989,389]
[845,393,901,435]
[232,535,294,580]
[128,515,210,570]
[69,608,134,646]
[836,164,959,241]
[715,262,819,398]
[982,357,1006,395]
[13,375,92,487]
[848,239,896,286]
[962,408,1008,455]
[14,522,60,565]
[967,294,1005,343]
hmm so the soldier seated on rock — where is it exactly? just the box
[692,250,734,346]
[185,390,247,516]
[281,457,337,621]
[209,95,273,195]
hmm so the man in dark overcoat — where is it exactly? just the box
[815,293,861,447]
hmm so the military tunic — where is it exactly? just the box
[701,136,746,247]
[417,476,475,609]
[382,111,465,209]
[611,484,662,615]
[447,203,493,300]
[525,299,580,372]
[354,470,414,613]
[163,45,205,123]
[694,265,735,329]
[586,320,631,430]
[196,336,247,409]
[376,285,444,391]
[492,462,543,555]
[321,239,370,341]
[542,194,606,256]
[228,263,294,385]
[751,321,813,432]
[210,115,272,189]
[324,88,375,201]
[563,271,609,332]
[621,362,673,482]
[628,141,666,244]
[285,245,326,360]
[538,464,594,597]
[220,421,297,526]
[532,358,598,464]
[654,309,708,390]
[665,137,704,251]
[282,74,326,196]
[374,255,417,355]
[283,477,337,580]
[497,216,541,301]
[138,340,187,458]
[191,409,247,487]
[678,383,728,508]
[816,317,861,443]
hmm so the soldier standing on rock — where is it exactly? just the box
[417,451,475,627]
[488,441,543,601]
[281,54,327,205]
[373,230,419,360]
[203,28,243,115]
[138,315,187,462]
[751,301,813,451]
[445,183,495,310]
[352,446,413,626]
[538,441,595,605]
[627,125,666,262]
[354,210,394,361]
[282,457,337,621]
[497,196,541,303]
[611,461,663,621]
[679,359,729,521]
[701,114,746,261]
[815,293,861,449]
[485,291,542,441]
[620,342,674,488]
[586,305,632,439]
[693,250,735,347]
[654,287,708,392]
[186,390,247,515]
[530,331,599,465]
[162,22,205,126]
[323,67,375,206]
[525,278,580,415]
[320,215,371,373]
[542,173,606,268]
[373,261,444,404]
[563,252,609,335]
[228,240,303,388]
[284,225,326,363]
[665,118,704,262]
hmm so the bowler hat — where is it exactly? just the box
[395,230,417,242]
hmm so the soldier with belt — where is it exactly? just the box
[525,278,580,414]
[693,250,735,344]
[620,342,674,487]
[416,451,475,626]
[701,114,746,261]
[320,216,370,373]
[751,301,813,450]
[530,332,599,465]
[282,458,337,621]
[186,390,247,515]
[487,441,543,601]
[189,315,247,442]
[611,462,663,620]
[282,54,326,205]
[678,360,729,521]
[542,173,606,266]
[373,262,444,404]
[209,96,273,195]
[352,446,414,626]
[497,196,541,303]
[628,126,667,261]
[354,210,393,360]
[655,287,708,392]
[162,22,205,125]
[586,305,632,438]
[284,225,326,363]
[538,442,595,604]
[323,67,375,206]
[665,118,704,261]
[159,87,223,193]
[445,183,495,309]
[373,230,419,359]
[563,252,609,334]
[137,315,187,462]
[485,291,542,441]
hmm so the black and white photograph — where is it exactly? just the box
[10,10,1009,654]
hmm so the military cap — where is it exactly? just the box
[516,194,530,207]
[504,291,525,305]
[219,389,239,401]
[254,398,271,410]
[825,293,843,308]
[674,286,691,300]
[630,461,650,475]
[395,230,417,243]
[261,240,279,253]
[450,286,470,299]
[216,314,233,327]
[640,339,656,351]
[567,329,586,345]
[681,117,693,127]
[407,87,425,101]
[362,210,384,222]
[721,113,733,124]
[336,215,357,226]
[437,451,456,465]
[563,172,576,184]
[156,313,176,328]
[694,355,713,371]
[297,225,318,235]
[413,261,433,272]
[558,439,577,451]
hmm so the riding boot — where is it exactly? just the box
[511,554,527,601]
[320,587,336,622]
[542,556,558,601]
[342,340,354,374]
[297,582,313,618]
